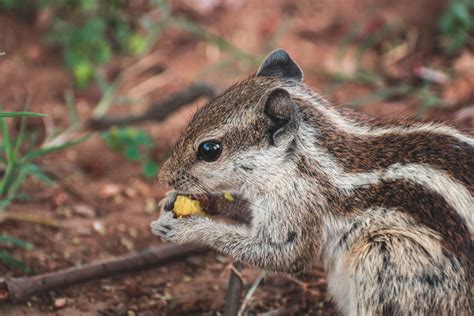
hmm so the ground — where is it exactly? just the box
[0,0,472,315]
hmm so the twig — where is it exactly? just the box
[280,274,309,291]
[279,273,324,298]
[223,261,245,316]
[127,73,172,99]
[0,243,206,302]
[88,82,218,130]
[237,271,265,316]
[120,52,165,84]
[0,212,59,228]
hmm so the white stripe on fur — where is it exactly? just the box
[288,85,474,147]
[298,124,474,234]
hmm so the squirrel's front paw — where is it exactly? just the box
[150,211,202,243]
[150,212,178,241]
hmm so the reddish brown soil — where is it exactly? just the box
[0,0,472,315]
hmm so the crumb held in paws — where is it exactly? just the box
[173,195,206,217]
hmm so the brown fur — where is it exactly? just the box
[336,179,470,255]
[298,101,474,192]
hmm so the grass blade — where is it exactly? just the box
[6,163,30,200]
[64,90,79,126]
[14,101,32,156]
[0,112,46,118]
[24,133,91,162]
[27,164,54,185]
[0,235,33,250]
[0,250,32,273]
[0,118,16,197]
[0,117,14,163]
[92,76,120,118]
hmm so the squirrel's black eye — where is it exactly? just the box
[197,141,222,162]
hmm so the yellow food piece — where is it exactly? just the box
[223,192,234,202]
[173,195,206,217]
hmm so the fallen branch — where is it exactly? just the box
[88,82,218,130]
[223,261,244,316]
[0,243,206,302]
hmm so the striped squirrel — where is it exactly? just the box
[151,49,473,314]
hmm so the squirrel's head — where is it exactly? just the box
[158,49,306,196]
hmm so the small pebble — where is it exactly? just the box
[72,204,96,218]
[54,297,67,309]
[100,184,122,199]
[93,221,106,235]
[145,198,157,213]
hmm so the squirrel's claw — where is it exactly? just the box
[159,190,178,213]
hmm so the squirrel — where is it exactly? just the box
[151,49,473,314]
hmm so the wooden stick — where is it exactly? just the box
[1,244,206,302]
[88,82,218,130]
[223,261,244,316]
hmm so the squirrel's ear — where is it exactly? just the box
[263,88,300,146]
[256,49,303,81]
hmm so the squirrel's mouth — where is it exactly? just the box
[173,192,250,224]
[175,191,234,201]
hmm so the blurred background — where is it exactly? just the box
[0,0,473,314]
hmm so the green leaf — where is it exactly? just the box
[0,235,33,250]
[73,60,95,89]
[124,145,141,161]
[143,160,159,178]
[79,0,98,12]
[127,34,148,54]
[439,0,474,53]
[134,131,153,146]
[452,2,471,27]
[0,250,32,273]
[0,111,46,118]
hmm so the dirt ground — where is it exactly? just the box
[0,0,472,315]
